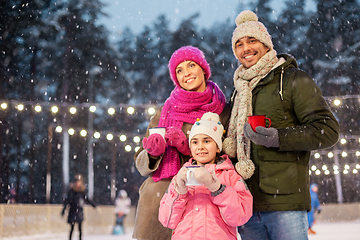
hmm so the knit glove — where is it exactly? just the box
[194,167,221,193]
[164,127,191,155]
[244,122,280,148]
[142,133,166,157]
[174,167,188,195]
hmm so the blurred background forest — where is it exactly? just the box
[1,0,360,206]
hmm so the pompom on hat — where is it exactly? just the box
[118,189,128,198]
[231,10,273,58]
[74,174,84,182]
[188,112,224,151]
[168,46,211,87]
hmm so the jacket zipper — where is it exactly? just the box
[279,67,284,101]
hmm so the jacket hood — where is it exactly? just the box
[277,53,298,69]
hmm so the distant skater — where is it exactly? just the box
[61,174,97,240]
[113,189,131,235]
[308,183,321,234]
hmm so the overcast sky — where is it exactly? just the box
[98,0,316,41]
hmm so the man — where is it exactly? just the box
[223,10,339,240]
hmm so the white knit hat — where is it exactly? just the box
[232,10,273,58]
[189,112,224,151]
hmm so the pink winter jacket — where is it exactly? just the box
[158,155,253,240]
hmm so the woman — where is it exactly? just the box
[132,46,231,240]
[61,174,97,240]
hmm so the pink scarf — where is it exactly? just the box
[152,81,226,182]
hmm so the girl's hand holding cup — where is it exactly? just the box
[174,167,188,195]
[194,167,221,193]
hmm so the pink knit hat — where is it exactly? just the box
[168,46,211,87]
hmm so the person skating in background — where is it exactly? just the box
[222,10,339,240]
[113,189,131,235]
[159,112,252,240]
[61,174,97,240]
[132,46,231,240]
[308,183,321,235]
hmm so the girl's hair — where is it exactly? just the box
[214,152,222,164]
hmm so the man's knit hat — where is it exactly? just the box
[189,112,224,151]
[168,46,211,87]
[232,10,273,57]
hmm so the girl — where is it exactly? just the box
[158,112,253,240]
[113,189,131,235]
[132,46,231,240]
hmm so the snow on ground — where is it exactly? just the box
[307,220,360,240]
[3,221,360,240]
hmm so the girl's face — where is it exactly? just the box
[190,134,220,165]
[176,61,206,92]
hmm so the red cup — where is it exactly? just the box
[247,115,271,132]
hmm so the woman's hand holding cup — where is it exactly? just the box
[142,128,166,157]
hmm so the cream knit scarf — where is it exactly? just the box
[225,49,278,179]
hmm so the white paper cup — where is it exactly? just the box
[149,127,166,139]
[185,166,202,186]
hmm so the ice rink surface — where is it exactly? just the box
[3,220,360,240]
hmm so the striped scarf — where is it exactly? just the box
[227,49,278,179]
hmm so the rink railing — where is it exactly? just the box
[0,204,136,239]
[0,202,359,239]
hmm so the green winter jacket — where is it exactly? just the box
[233,54,339,212]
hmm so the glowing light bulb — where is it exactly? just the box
[108,107,115,115]
[107,133,114,140]
[51,106,59,113]
[69,107,77,114]
[34,105,42,112]
[148,107,156,115]
[68,128,75,135]
[17,104,24,111]
[125,145,132,152]
[119,135,127,142]
[89,105,96,112]
[80,130,87,137]
[1,103,7,109]
[127,107,135,115]
[94,132,101,139]
[55,126,62,132]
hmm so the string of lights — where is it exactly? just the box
[0,99,160,153]
[1,96,360,175]
[0,99,160,115]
